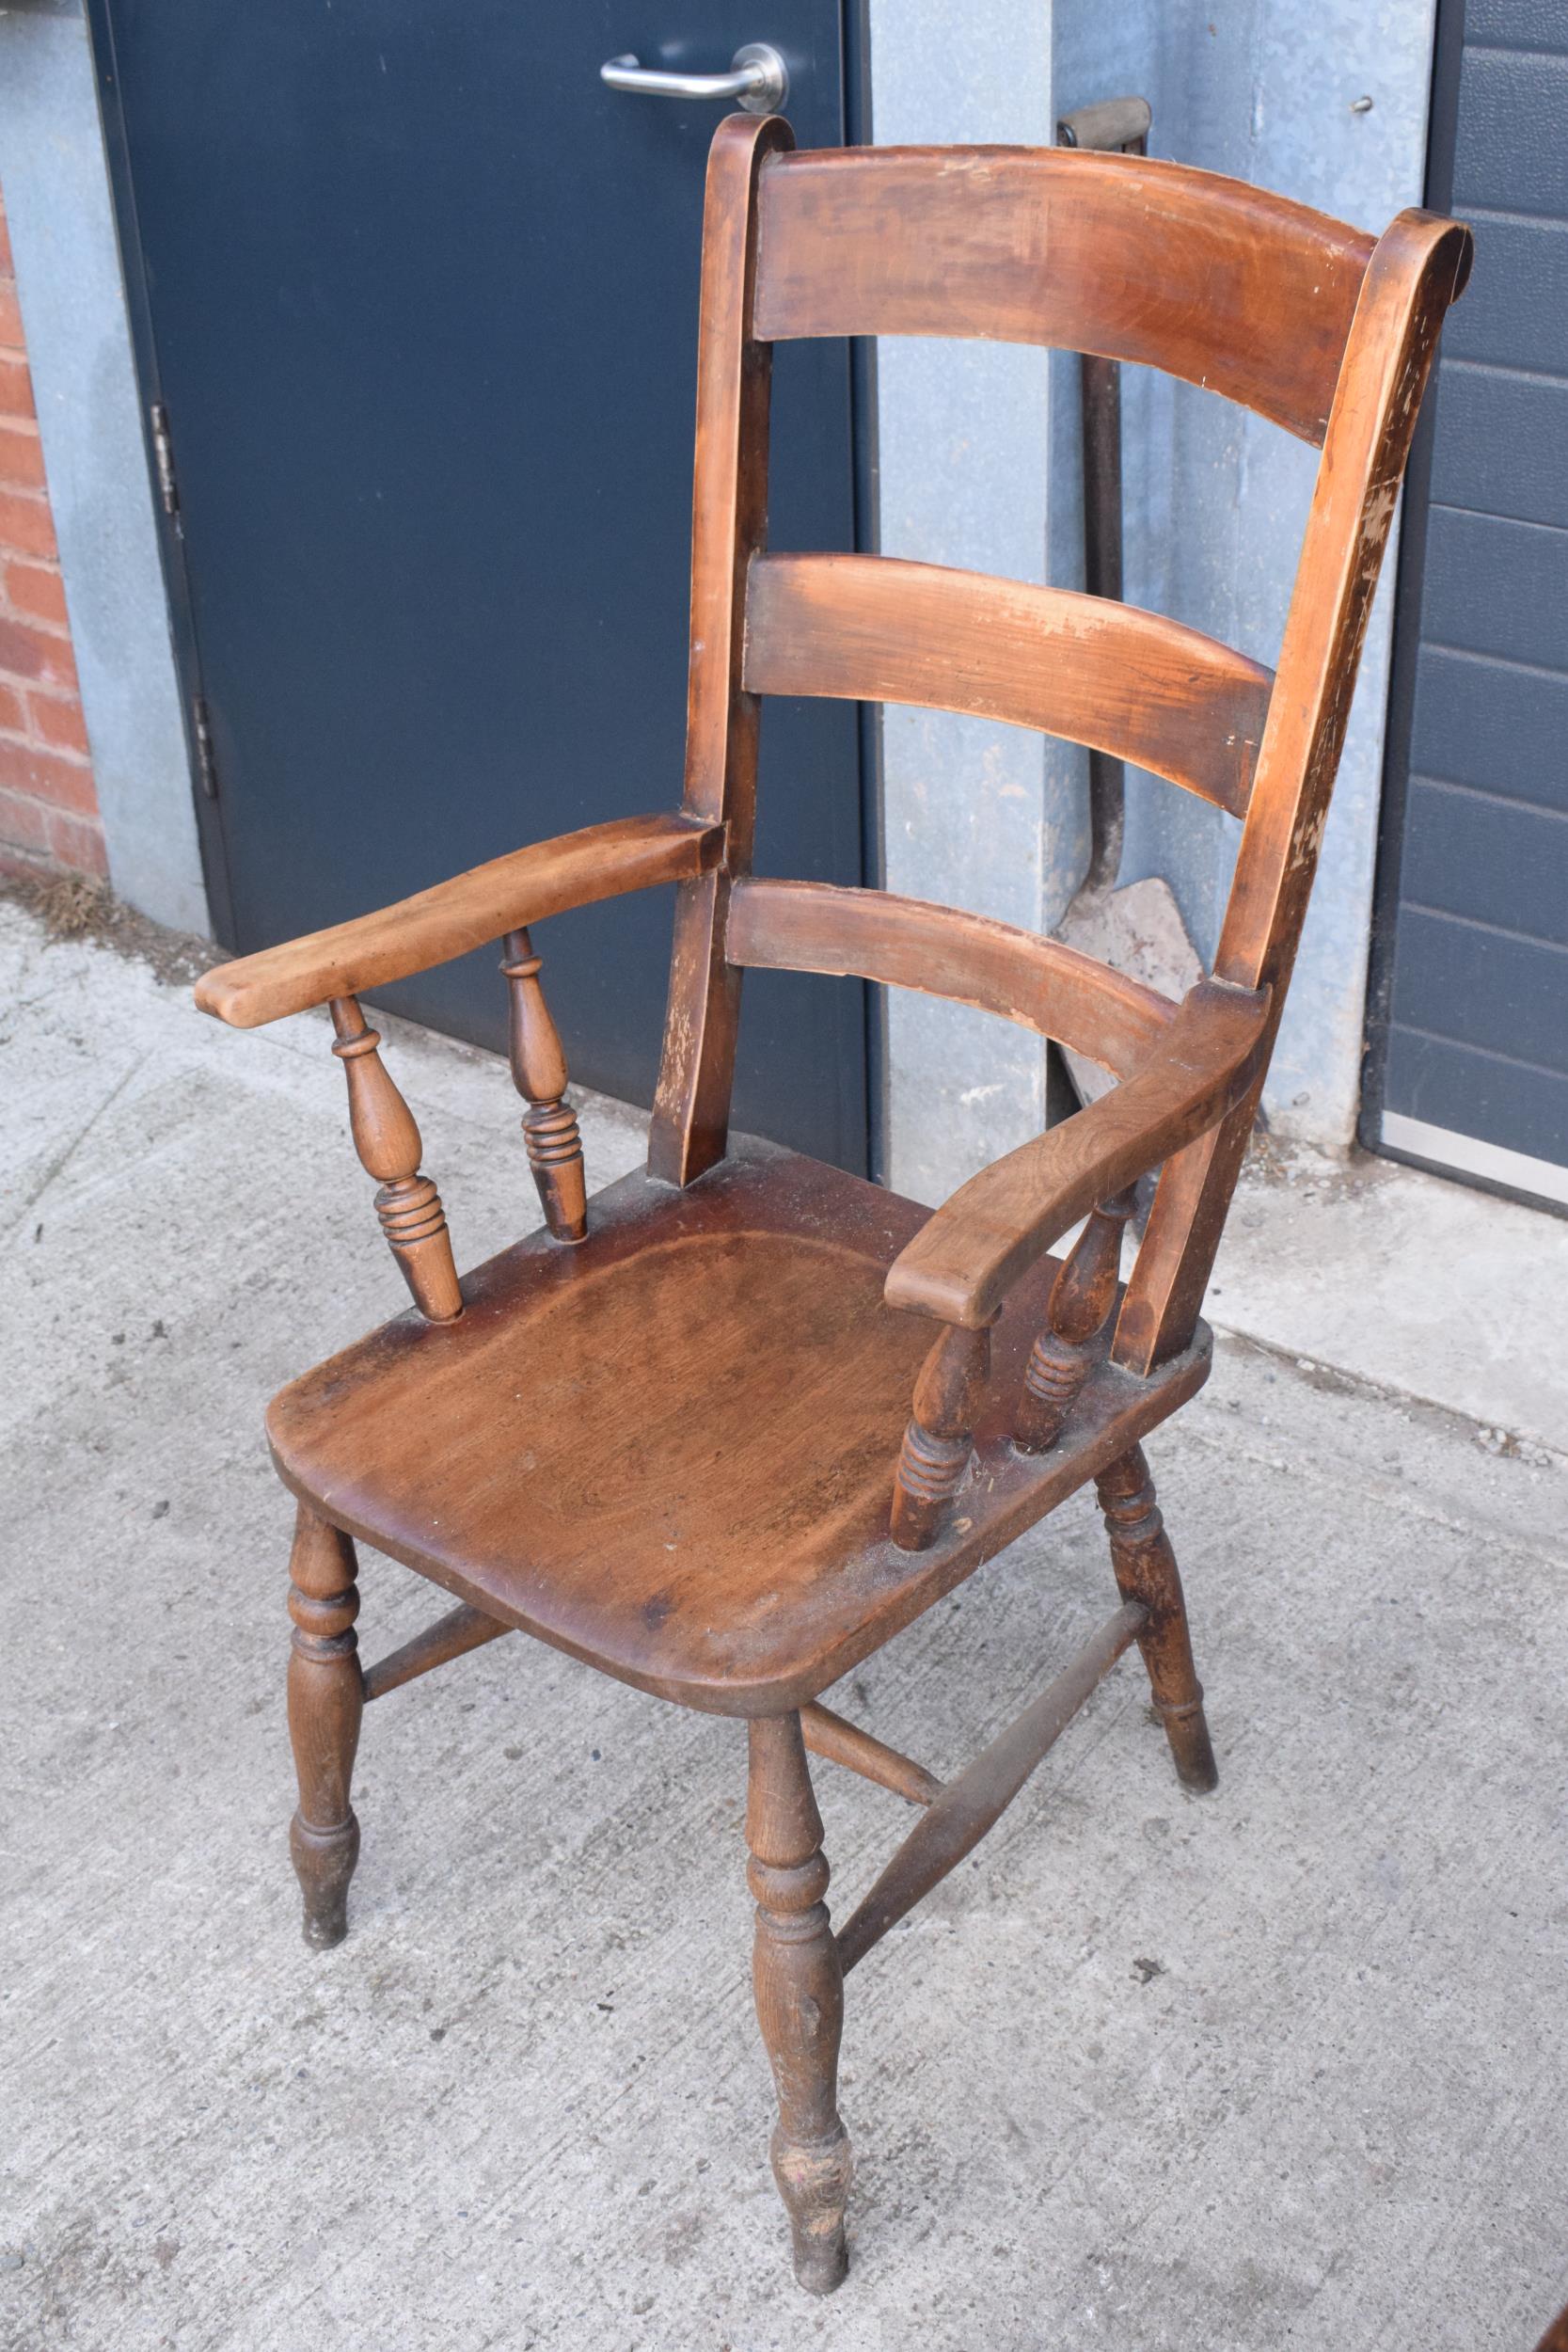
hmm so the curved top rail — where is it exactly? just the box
[754,145,1376,444]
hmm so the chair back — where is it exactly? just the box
[649,118,1472,1373]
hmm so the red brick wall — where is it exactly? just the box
[0,188,106,880]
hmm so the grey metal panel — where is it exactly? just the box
[1402,778,1568,946]
[1410,646,1568,817]
[1452,49,1568,218]
[1387,907,1568,1077]
[1443,217,1568,375]
[1465,0,1568,57]
[1371,0,1568,1186]
[1419,507,1568,673]
[1429,366,1568,529]
[1385,1026,1568,1169]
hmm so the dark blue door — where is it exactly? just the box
[90,3,870,1168]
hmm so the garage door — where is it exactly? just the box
[1366,0,1568,1210]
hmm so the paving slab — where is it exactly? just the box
[2,898,1564,2352]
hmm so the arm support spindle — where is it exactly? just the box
[329,995,463,1322]
[501,929,588,1244]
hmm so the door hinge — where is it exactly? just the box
[191,694,218,799]
[150,403,180,520]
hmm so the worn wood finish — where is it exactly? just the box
[329,995,464,1322]
[501,929,588,1243]
[1013,1185,1138,1454]
[286,1504,363,1948]
[887,979,1269,1330]
[744,552,1271,816]
[890,1321,991,1552]
[647,113,792,1186]
[1095,1445,1217,1792]
[195,811,721,1029]
[360,1599,508,1704]
[800,1702,942,1807]
[1114,211,1474,1375]
[727,878,1173,1075]
[190,123,1470,2295]
[747,1714,852,2293]
[754,145,1376,442]
[267,1138,1212,1714]
[835,1601,1148,1976]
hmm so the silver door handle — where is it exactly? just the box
[600,43,788,113]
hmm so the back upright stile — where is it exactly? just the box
[190,117,1470,2295]
[647,115,793,1186]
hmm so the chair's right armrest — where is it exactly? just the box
[885,979,1271,1330]
[194,810,722,1027]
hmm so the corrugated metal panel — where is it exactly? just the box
[1369,0,1568,1202]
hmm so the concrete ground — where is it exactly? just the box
[3,891,1565,2352]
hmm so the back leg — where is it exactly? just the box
[286,1502,364,1946]
[1094,1444,1218,1793]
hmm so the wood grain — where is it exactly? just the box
[501,928,588,1245]
[886,980,1269,1329]
[746,1716,852,2293]
[1014,1184,1138,1454]
[286,1505,362,1949]
[725,878,1175,1078]
[1114,210,1474,1374]
[647,113,792,1185]
[1096,1446,1218,1791]
[329,995,464,1323]
[265,1137,1212,1716]
[755,145,1376,443]
[744,552,1272,816]
[195,811,721,1030]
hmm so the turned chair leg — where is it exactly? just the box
[746,1714,853,2295]
[1094,1444,1218,1793]
[286,1502,364,1947]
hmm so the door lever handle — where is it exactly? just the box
[600,43,788,114]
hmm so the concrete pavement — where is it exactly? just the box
[3,892,1564,2351]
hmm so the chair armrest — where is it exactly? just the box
[884,979,1271,1329]
[193,810,723,1028]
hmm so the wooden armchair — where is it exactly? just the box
[195,119,1470,2294]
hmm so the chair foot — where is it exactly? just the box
[1094,1445,1219,1795]
[746,1714,853,2294]
[290,1812,361,1948]
[771,2123,852,2293]
[1156,1694,1219,1794]
[286,1503,364,1947]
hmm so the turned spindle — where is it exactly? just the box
[890,1322,991,1552]
[286,1504,364,1948]
[329,995,463,1322]
[1013,1184,1137,1454]
[501,928,588,1244]
[747,1715,853,2295]
[1095,1444,1218,1793]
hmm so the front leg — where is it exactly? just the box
[746,1714,853,2294]
[286,1503,364,1947]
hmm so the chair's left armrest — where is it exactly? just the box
[884,979,1271,1330]
[194,810,723,1028]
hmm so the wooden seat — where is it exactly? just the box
[192,114,1470,2299]
[268,1137,1209,1714]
